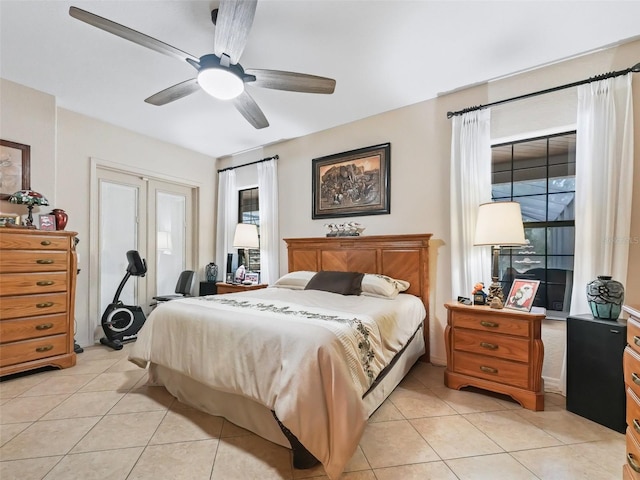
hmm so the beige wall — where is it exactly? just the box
[225,39,640,391]
[0,79,217,346]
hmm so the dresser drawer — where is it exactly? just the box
[452,351,530,389]
[0,233,69,250]
[451,311,530,337]
[627,426,640,479]
[0,293,67,320]
[0,313,68,343]
[0,250,69,273]
[0,334,68,367]
[629,317,640,357]
[453,328,530,362]
[625,347,640,398]
[0,272,68,296]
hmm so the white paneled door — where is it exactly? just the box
[95,168,194,340]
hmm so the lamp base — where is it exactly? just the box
[486,277,505,309]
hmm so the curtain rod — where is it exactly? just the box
[446,61,640,119]
[217,154,279,173]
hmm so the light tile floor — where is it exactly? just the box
[0,344,625,479]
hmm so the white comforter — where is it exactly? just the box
[129,287,425,479]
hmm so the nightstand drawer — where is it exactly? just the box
[453,328,529,362]
[629,317,640,357]
[627,388,640,446]
[451,311,530,337]
[0,272,69,296]
[627,427,640,479]
[0,293,68,320]
[625,346,640,399]
[0,250,69,273]
[453,351,530,389]
[0,313,69,343]
[0,234,69,250]
[0,334,68,368]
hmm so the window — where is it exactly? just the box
[492,132,576,316]
[238,187,260,273]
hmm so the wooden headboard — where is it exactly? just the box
[284,234,432,361]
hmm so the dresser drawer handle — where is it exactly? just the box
[634,336,640,347]
[35,323,54,331]
[36,280,55,286]
[36,259,54,264]
[36,302,54,309]
[633,419,640,435]
[35,345,54,353]
[480,321,499,328]
[480,366,498,374]
[628,453,640,473]
[480,342,498,350]
[632,373,640,386]
[40,240,51,246]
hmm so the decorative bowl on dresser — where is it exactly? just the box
[0,228,78,376]
[444,301,545,411]
[622,304,640,479]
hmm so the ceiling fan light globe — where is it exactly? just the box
[198,68,244,100]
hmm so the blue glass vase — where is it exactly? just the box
[586,275,625,320]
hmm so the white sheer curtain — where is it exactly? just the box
[257,159,280,284]
[570,74,634,315]
[215,169,238,279]
[450,109,493,299]
[560,74,634,395]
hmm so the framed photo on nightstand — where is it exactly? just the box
[505,279,540,312]
[38,214,56,231]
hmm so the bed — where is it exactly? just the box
[129,234,431,479]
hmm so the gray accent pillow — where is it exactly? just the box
[304,271,364,296]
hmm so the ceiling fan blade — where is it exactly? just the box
[244,69,336,94]
[214,0,257,64]
[145,79,200,106]
[69,6,199,64]
[232,90,269,129]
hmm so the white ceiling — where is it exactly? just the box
[1,1,639,159]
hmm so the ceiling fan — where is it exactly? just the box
[69,1,336,129]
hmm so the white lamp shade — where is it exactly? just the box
[474,201,526,247]
[233,223,259,249]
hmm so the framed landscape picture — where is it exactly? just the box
[505,279,540,312]
[312,143,390,219]
[0,140,30,200]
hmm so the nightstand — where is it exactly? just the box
[444,301,545,411]
[216,283,268,295]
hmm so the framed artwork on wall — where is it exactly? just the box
[0,140,31,200]
[312,143,390,219]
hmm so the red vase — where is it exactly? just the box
[51,209,68,230]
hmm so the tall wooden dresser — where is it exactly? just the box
[623,304,640,479]
[0,228,78,376]
[444,301,545,411]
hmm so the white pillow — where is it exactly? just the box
[361,274,410,299]
[270,271,317,290]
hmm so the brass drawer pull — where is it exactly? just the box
[632,373,640,386]
[40,240,51,246]
[36,259,54,264]
[634,336,640,347]
[35,323,54,330]
[35,345,54,353]
[480,366,498,374]
[480,342,498,350]
[36,302,54,309]
[36,280,55,286]
[480,321,499,328]
[633,419,640,435]
[628,453,640,473]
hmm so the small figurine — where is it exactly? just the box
[472,282,487,305]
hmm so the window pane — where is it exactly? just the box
[547,226,575,255]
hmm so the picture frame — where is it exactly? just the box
[0,213,21,227]
[312,142,390,219]
[504,279,541,312]
[39,214,56,231]
[0,140,31,200]
[245,272,259,285]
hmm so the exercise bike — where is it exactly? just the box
[100,250,148,350]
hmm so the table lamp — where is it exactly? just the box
[8,190,49,227]
[474,201,526,308]
[232,223,259,279]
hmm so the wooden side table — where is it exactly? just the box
[444,301,545,411]
[216,283,268,295]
